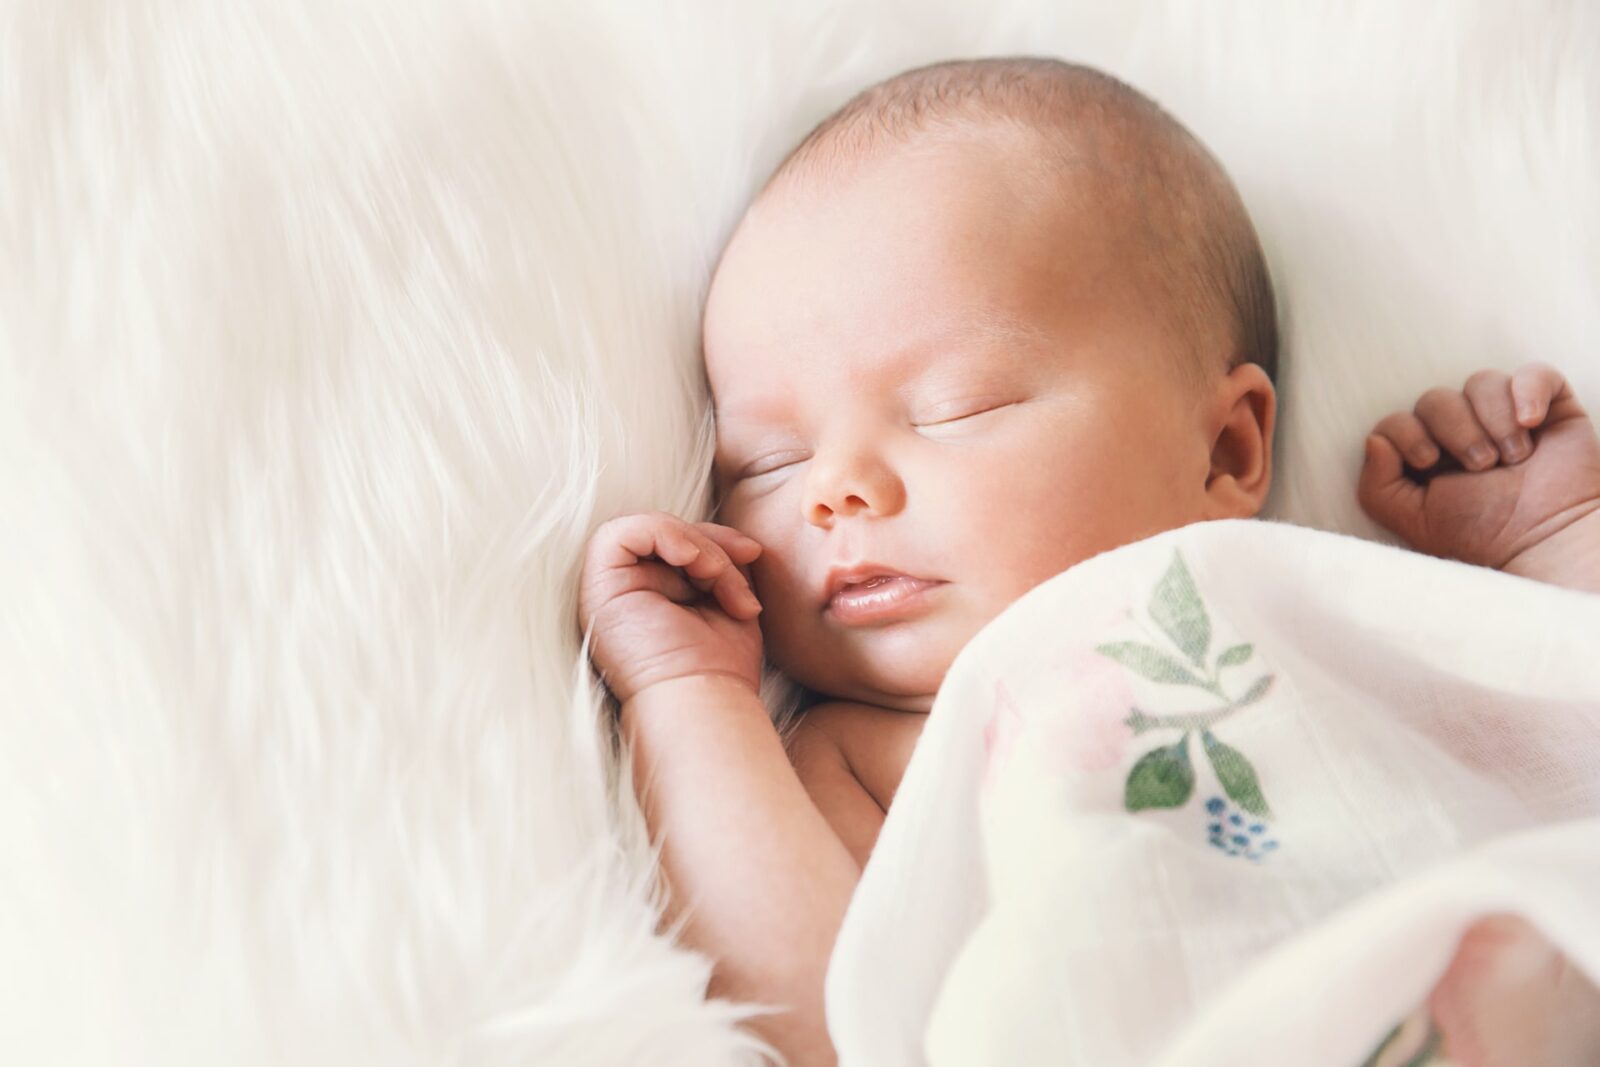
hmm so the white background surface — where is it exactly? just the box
[2,2,1595,1064]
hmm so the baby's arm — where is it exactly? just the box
[577,512,860,1066]
[621,675,859,1067]
[1359,363,1600,594]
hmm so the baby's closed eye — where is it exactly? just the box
[721,397,1029,486]
[912,396,1020,427]
[730,450,810,481]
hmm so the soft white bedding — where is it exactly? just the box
[3,2,1598,1064]
[828,519,1600,1065]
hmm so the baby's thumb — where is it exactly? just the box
[1357,434,1426,544]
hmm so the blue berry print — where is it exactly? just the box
[1203,794,1280,862]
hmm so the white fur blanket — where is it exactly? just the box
[2,3,1597,1064]
[827,519,1600,1065]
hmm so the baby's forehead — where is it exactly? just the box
[706,142,1106,335]
[708,310,1057,430]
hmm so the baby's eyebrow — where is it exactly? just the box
[886,312,1053,385]
[879,310,1056,381]
[945,311,1054,354]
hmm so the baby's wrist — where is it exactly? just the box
[619,672,765,727]
[1501,505,1600,596]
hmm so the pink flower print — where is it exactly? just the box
[981,679,1025,797]
[1039,649,1136,775]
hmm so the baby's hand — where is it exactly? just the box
[576,511,765,707]
[1358,363,1600,579]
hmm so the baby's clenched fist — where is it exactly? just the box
[1358,362,1600,579]
[576,511,765,706]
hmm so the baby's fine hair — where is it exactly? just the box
[764,56,1279,391]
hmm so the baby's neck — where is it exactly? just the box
[800,686,934,715]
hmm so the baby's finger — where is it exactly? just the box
[591,512,696,571]
[695,525,763,593]
[694,522,764,564]
[1371,412,1441,470]
[629,560,698,603]
[1358,434,1427,545]
[580,516,702,626]
[1413,388,1498,472]
[1463,369,1533,464]
[672,524,762,618]
[671,524,735,583]
[1510,362,1586,428]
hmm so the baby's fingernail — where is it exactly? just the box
[1518,400,1538,422]
[1499,433,1533,463]
[1468,443,1496,469]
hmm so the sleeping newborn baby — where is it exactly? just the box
[576,57,1600,1066]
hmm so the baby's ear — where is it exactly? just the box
[1202,362,1276,519]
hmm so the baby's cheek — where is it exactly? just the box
[751,570,823,649]
[751,549,809,610]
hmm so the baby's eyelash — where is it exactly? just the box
[730,402,1021,479]
[914,400,1018,427]
[740,453,809,479]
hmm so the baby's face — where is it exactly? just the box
[704,131,1238,713]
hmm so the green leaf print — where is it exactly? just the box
[1095,641,1207,687]
[1149,553,1211,667]
[1097,550,1281,842]
[1237,675,1275,706]
[1202,731,1270,818]
[1125,736,1196,811]
[1216,643,1253,668]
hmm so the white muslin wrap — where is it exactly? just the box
[824,518,1600,1066]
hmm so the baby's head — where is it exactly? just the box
[702,57,1278,713]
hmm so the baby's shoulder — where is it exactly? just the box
[799,700,925,812]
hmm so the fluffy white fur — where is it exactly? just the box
[1,2,1594,1064]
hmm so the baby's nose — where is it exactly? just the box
[808,492,871,525]
[802,452,905,526]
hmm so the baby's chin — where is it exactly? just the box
[776,618,966,714]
